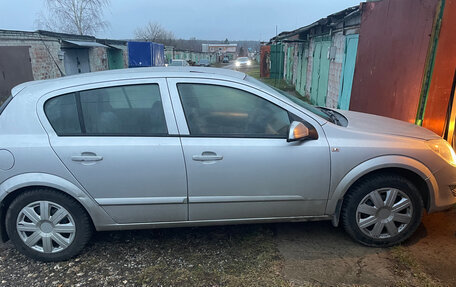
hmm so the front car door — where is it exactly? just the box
[38,78,188,224]
[167,78,331,221]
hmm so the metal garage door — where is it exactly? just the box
[0,46,33,103]
[63,48,90,75]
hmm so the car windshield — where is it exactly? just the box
[237,57,248,61]
[244,76,333,122]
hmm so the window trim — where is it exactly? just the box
[0,95,13,116]
[43,83,169,137]
[176,82,292,139]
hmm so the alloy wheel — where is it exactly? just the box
[16,201,76,253]
[356,188,413,239]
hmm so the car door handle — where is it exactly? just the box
[192,152,223,161]
[71,155,103,162]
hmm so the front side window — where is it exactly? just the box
[45,84,167,136]
[177,83,291,137]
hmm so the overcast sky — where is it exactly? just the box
[1,0,360,41]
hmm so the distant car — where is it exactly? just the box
[223,56,229,63]
[197,59,211,67]
[1,67,456,262]
[169,59,189,67]
[235,57,251,68]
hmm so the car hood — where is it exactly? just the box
[334,109,440,140]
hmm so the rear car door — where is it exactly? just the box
[167,78,330,221]
[37,79,188,224]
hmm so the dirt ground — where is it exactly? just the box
[0,207,455,286]
[277,207,456,286]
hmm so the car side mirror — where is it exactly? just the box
[287,121,318,142]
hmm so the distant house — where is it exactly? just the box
[202,43,237,60]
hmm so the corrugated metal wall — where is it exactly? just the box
[422,0,456,136]
[349,0,439,123]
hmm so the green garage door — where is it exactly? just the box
[270,44,284,79]
[108,48,124,70]
[295,44,308,97]
[286,46,294,84]
[310,39,331,106]
[338,35,359,110]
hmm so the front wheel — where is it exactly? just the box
[5,189,92,261]
[341,174,423,247]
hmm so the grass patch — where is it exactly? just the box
[244,68,295,92]
[134,225,290,286]
[390,246,438,287]
[244,66,310,105]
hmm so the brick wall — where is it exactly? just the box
[121,47,128,68]
[292,43,299,85]
[305,38,315,98]
[0,32,64,80]
[89,47,108,72]
[283,44,288,80]
[326,32,345,108]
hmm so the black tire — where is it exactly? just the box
[5,188,92,262]
[341,174,423,247]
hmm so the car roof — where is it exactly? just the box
[12,67,247,97]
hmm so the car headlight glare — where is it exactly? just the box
[235,62,240,67]
[426,139,456,166]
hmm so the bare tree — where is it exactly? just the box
[134,22,175,45]
[37,0,110,35]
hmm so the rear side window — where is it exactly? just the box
[0,96,13,116]
[44,84,167,136]
[44,93,81,134]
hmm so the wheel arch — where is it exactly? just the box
[328,155,437,226]
[0,173,115,242]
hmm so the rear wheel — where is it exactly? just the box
[341,174,423,247]
[5,189,92,261]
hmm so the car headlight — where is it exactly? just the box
[247,61,251,65]
[426,139,456,166]
[235,62,240,67]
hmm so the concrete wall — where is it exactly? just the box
[89,47,108,72]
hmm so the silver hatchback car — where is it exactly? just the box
[1,67,455,262]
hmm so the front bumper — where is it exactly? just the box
[428,165,456,213]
